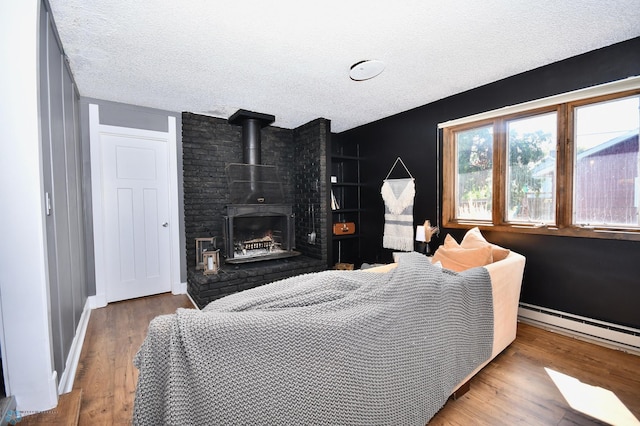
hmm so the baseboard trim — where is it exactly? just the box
[172,281,187,296]
[57,299,92,394]
[518,303,640,355]
[88,294,107,309]
[185,290,199,310]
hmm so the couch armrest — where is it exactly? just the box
[484,251,526,357]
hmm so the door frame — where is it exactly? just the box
[89,103,184,308]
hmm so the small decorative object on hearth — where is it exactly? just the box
[202,249,220,275]
[195,237,216,270]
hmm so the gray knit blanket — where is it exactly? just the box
[133,252,493,425]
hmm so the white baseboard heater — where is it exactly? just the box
[518,303,640,355]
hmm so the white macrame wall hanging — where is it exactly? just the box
[381,157,415,251]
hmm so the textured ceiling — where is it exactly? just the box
[48,0,640,132]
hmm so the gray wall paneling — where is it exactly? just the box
[40,3,88,381]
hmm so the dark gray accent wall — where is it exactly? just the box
[182,112,269,268]
[78,97,186,291]
[293,118,330,261]
[182,112,329,267]
[182,112,329,307]
[39,2,88,380]
[339,37,640,329]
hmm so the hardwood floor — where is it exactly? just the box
[20,389,82,425]
[72,293,194,425]
[430,324,640,425]
[73,293,640,425]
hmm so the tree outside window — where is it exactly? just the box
[506,113,556,224]
[455,125,493,220]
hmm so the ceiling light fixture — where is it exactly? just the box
[349,59,385,81]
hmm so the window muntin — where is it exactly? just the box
[455,125,493,220]
[506,113,557,224]
[573,95,640,228]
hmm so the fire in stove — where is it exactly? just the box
[223,205,299,264]
[235,232,281,257]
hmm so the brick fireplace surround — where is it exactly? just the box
[182,112,330,308]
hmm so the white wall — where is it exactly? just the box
[0,0,58,412]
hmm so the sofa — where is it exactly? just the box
[132,228,525,425]
[367,248,526,395]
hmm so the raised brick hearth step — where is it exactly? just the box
[188,255,326,309]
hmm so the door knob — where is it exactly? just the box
[162,222,169,227]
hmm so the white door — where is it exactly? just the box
[101,132,171,302]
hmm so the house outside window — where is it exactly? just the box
[506,112,557,224]
[573,96,639,228]
[441,80,640,241]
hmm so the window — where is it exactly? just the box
[573,96,640,228]
[455,125,493,220]
[506,113,557,224]
[442,86,640,241]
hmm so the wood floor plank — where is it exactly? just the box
[20,389,82,425]
[71,294,640,425]
[431,323,640,425]
[113,300,138,424]
[73,293,194,425]
[73,306,116,424]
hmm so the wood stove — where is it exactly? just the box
[223,204,298,264]
[223,109,299,263]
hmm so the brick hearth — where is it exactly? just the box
[187,256,325,309]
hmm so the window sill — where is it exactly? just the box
[442,220,640,242]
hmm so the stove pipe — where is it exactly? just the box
[228,109,275,165]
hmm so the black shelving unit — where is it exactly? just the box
[330,143,362,268]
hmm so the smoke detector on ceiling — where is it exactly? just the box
[349,60,385,81]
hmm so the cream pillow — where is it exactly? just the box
[460,227,510,262]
